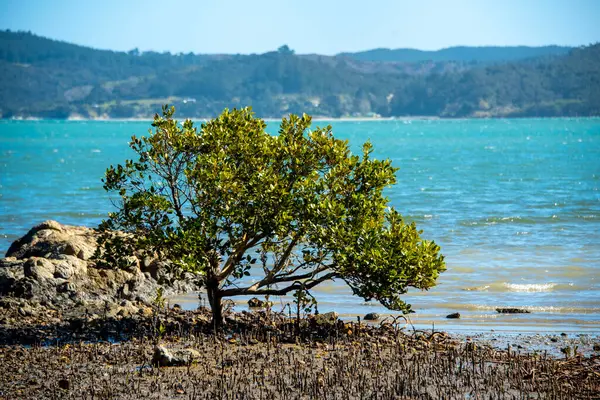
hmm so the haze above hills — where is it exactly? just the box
[1,30,598,119]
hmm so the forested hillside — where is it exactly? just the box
[339,45,572,63]
[0,30,598,119]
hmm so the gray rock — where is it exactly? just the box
[496,308,530,314]
[0,257,20,267]
[18,306,33,317]
[116,301,138,317]
[0,268,17,293]
[53,262,74,280]
[152,346,200,367]
[57,281,77,293]
[6,220,96,261]
[120,283,130,298]
[24,258,55,280]
[364,312,380,321]
[52,255,87,279]
[248,297,266,308]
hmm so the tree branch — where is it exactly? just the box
[248,263,330,292]
[216,233,265,281]
[257,232,303,285]
[260,264,331,287]
[220,272,338,297]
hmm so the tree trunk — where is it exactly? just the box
[207,281,223,330]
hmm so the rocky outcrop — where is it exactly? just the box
[6,220,96,261]
[0,221,199,309]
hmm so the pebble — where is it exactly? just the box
[58,378,70,390]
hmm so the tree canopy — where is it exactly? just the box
[96,106,446,324]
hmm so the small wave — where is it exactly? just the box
[460,215,568,227]
[463,285,491,291]
[91,149,101,153]
[503,282,556,292]
[462,282,579,293]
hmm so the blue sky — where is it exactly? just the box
[1,0,599,54]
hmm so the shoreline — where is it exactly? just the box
[2,115,600,123]
[1,296,598,358]
[169,292,600,336]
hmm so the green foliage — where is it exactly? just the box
[96,106,444,318]
[152,287,166,310]
[293,287,318,317]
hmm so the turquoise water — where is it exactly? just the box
[1,118,599,332]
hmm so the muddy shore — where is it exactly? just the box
[0,302,599,399]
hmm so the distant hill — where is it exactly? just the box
[338,46,573,63]
[0,30,598,119]
[388,44,600,117]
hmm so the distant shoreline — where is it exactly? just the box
[7,115,436,122]
[2,115,599,123]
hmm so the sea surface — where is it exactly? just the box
[1,118,599,333]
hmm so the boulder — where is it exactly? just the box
[6,220,96,261]
[446,312,461,319]
[24,258,55,281]
[363,312,380,321]
[52,255,87,279]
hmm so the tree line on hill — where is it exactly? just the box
[0,30,598,119]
